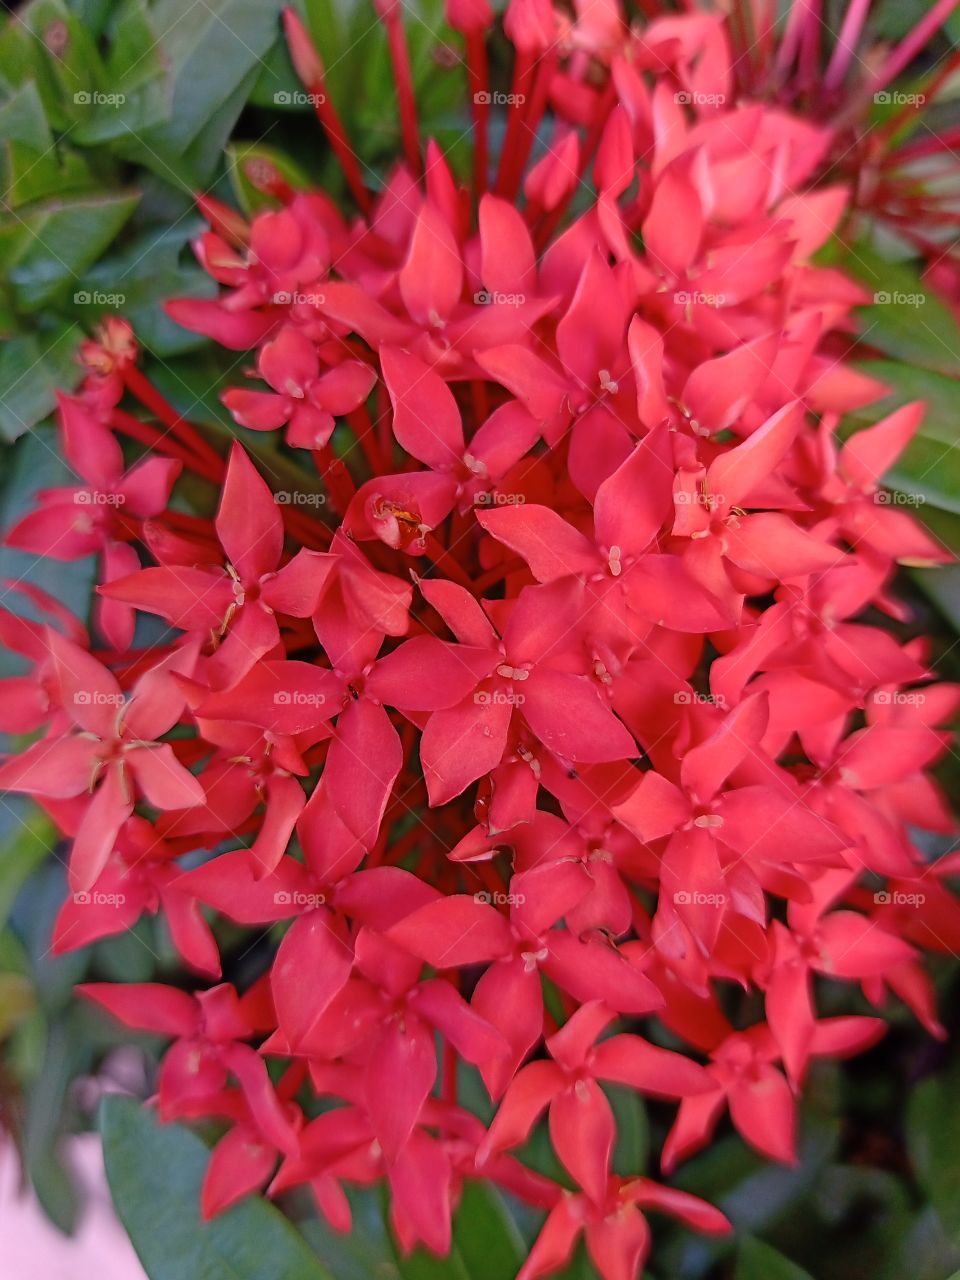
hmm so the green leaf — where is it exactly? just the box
[17,0,122,138]
[226,141,314,215]
[0,81,53,153]
[0,322,82,440]
[842,242,960,375]
[607,1083,649,1176]
[846,361,960,516]
[387,1180,525,1280]
[3,137,97,209]
[908,1058,960,1244]
[0,806,57,932]
[114,0,286,188]
[4,191,139,310]
[912,563,960,631]
[300,1186,402,1280]
[451,1181,526,1280]
[101,1095,334,1280]
[0,970,36,1038]
[736,1236,815,1280]
[69,0,171,146]
[300,0,469,185]
[81,217,216,356]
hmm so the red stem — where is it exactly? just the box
[465,30,490,194]
[282,8,372,215]
[110,409,215,479]
[383,7,421,177]
[122,368,224,476]
[495,49,536,198]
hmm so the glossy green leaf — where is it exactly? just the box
[908,1057,960,1244]
[736,1236,815,1280]
[114,0,286,187]
[0,971,36,1038]
[4,191,139,310]
[0,322,82,440]
[388,1179,525,1280]
[81,216,216,356]
[845,361,960,515]
[451,1181,526,1280]
[226,141,314,215]
[301,1186,402,1280]
[17,0,108,127]
[0,81,54,161]
[69,0,171,145]
[101,1096,334,1280]
[843,242,960,375]
[0,806,58,932]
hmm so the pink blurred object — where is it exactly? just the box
[0,1133,146,1280]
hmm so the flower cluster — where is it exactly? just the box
[2,3,959,1278]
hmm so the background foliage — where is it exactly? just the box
[1,1,960,1277]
